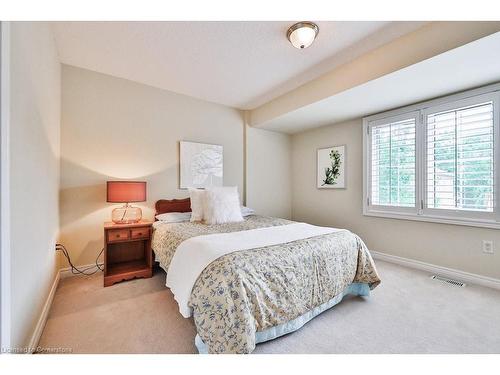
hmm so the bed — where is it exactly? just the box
[151,198,381,354]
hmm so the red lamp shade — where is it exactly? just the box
[106,181,146,203]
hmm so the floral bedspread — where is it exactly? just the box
[152,216,381,354]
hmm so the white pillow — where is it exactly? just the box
[241,206,255,217]
[204,186,244,224]
[188,188,206,222]
[155,212,191,223]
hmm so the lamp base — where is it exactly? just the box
[112,203,142,224]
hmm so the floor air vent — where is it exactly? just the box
[430,275,466,288]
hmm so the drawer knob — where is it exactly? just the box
[116,234,120,238]
[137,232,142,236]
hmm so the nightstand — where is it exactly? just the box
[103,221,153,287]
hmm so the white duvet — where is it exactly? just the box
[166,222,342,317]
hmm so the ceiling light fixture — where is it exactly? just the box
[286,21,319,49]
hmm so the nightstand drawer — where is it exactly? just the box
[107,229,130,242]
[130,227,149,240]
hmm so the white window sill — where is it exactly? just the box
[363,209,500,230]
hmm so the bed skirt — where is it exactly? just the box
[194,282,371,354]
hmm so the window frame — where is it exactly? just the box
[365,110,420,216]
[363,83,500,229]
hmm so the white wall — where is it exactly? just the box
[246,126,291,219]
[60,65,245,266]
[9,22,61,348]
[292,119,500,279]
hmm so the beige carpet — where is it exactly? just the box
[38,260,500,354]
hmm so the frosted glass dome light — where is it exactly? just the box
[287,22,319,49]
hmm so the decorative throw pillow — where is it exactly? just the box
[188,188,206,222]
[241,206,255,217]
[155,212,192,223]
[204,186,244,224]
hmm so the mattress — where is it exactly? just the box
[152,215,292,271]
[152,215,380,354]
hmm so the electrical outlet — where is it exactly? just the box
[482,240,494,254]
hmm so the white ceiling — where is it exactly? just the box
[51,21,426,110]
[257,32,500,133]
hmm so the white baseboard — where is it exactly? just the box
[371,250,500,290]
[27,262,104,352]
[27,270,60,353]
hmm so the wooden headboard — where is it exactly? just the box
[155,198,191,217]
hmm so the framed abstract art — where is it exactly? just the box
[180,141,223,189]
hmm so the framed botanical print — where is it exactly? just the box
[180,141,223,189]
[317,145,346,189]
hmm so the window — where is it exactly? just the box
[426,102,494,212]
[364,85,500,228]
[371,116,416,208]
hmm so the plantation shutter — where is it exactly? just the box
[426,102,494,212]
[371,117,416,207]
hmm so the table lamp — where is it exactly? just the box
[107,181,146,224]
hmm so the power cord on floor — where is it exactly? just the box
[56,243,104,276]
